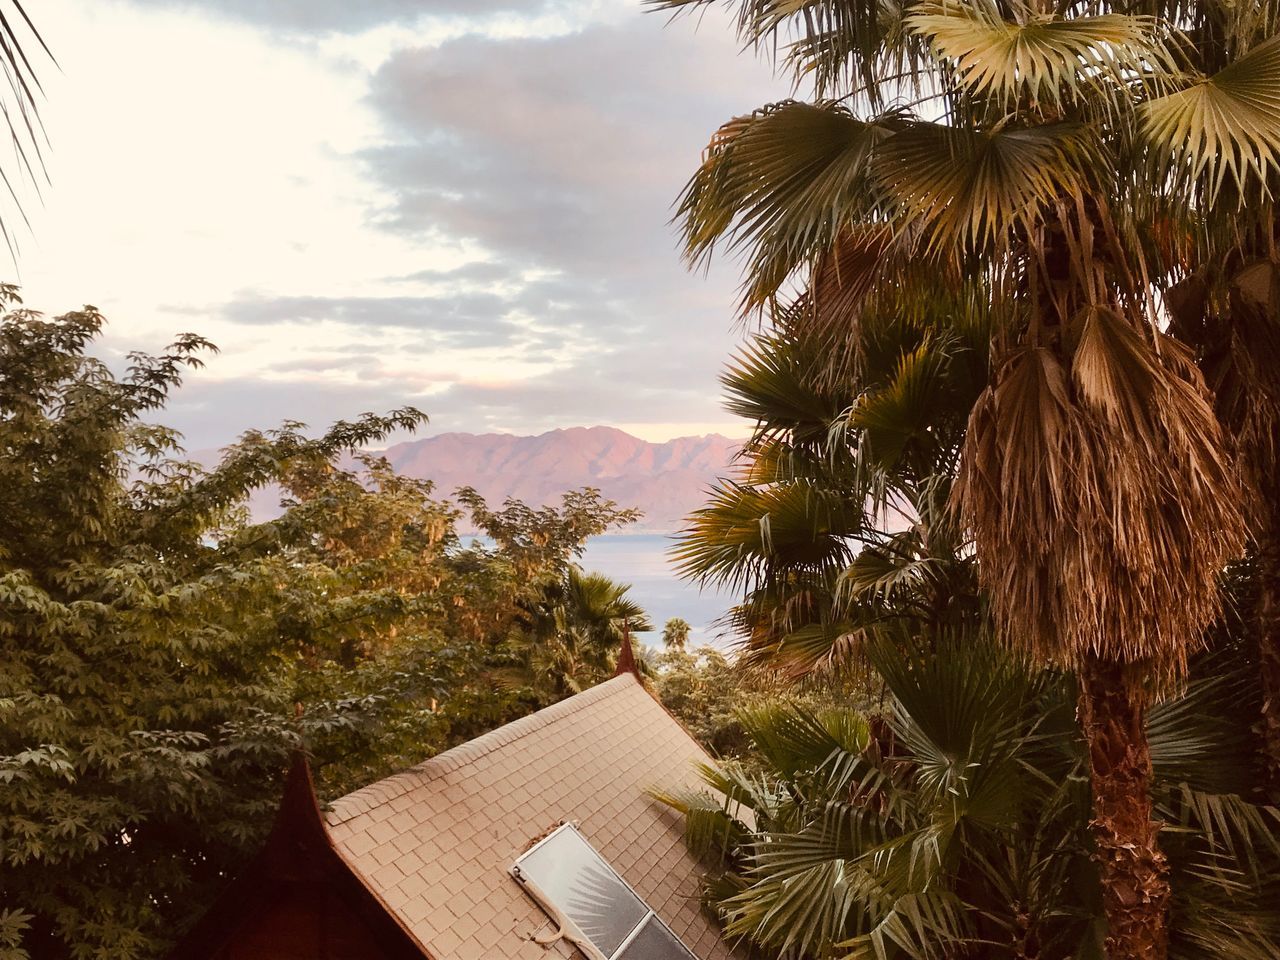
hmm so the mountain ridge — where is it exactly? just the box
[382,425,743,533]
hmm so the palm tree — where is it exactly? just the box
[1168,237,1280,797]
[653,1,1274,952]
[659,635,1280,959]
[672,321,1278,959]
[674,295,986,676]
[663,617,693,649]
[514,567,652,696]
[0,2,52,258]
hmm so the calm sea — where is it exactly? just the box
[462,532,738,646]
[577,533,737,647]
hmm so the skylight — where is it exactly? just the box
[510,823,698,960]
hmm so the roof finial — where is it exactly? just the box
[614,618,641,679]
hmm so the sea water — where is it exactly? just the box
[461,532,738,647]
[577,533,737,647]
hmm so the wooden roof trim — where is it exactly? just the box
[613,619,641,679]
[165,753,435,960]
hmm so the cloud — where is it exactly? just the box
[362,14,778,273]
[75,0,787,447]
[225,293,519,337]
[299,9,788,436]
[120,0,552,32]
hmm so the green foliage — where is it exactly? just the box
[663,636,1280,959]
[653,646,870,763]
[0,295,644,959]
[501,565,653,698]
[658,1,1280,953]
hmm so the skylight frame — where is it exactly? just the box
[509,822,699,960]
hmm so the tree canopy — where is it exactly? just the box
[0,293,644,960]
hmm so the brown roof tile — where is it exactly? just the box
[326,674,742,960]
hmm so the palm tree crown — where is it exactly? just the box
[655,1,1278,955]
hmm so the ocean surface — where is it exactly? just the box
[577,533,737,647]
[462,532,738,646]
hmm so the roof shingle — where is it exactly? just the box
[325,674,740,960]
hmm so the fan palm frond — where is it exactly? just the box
[1142,35,1280,202]
[673,477,863,591]
[908,2,1173,111]
[875,120,1097,258]
[676,100,904,310]
[0,1,51,260]
[723,333,846,448]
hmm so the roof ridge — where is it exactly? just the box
[324,673,639,825]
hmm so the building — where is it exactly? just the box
[170,647,740,960]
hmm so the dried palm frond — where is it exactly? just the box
[957,310,1245,686]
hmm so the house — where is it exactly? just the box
[170,644,740,960]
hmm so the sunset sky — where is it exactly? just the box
[16,0,788,449]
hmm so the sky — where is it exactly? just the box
[16,0,790,450]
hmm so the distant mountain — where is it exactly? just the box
[381,426,742,533]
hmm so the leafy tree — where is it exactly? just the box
[654,1,1280,952]
[0,295,642,959]
[0,295,423,958]
[662,617,692,649]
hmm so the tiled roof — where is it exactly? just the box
[324,673,742,960]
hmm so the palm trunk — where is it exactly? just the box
[1259,522,1280,801]
[1077,654,1170,960]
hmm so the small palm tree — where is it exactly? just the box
[514,567,652,695]
[674,302,985,675]
[663,617,693,649]
[654,1,1276,951]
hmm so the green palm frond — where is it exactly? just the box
[649,786,755,862]
[695,758,787,820]
[738,701,871,786]
[747,618,866,677]
[874,120,1097,256]
[1149,665,1262,797]
[676,100,903,310]
[723,333,846,447]
[841,532,925,598]
[648,0,925,104]
[0,1,52,260]
[908,2,1173,111]
[848,333,958,474]
[1142,34,1280,202]
[1163,784,1280,960]
[673,477,863,590]
[835,891,970,960]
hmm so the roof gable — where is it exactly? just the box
[325,674,738,960]
[166,756,431,960]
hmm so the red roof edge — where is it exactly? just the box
[164,751,435,960]
[614,618,641,678]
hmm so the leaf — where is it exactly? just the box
[874,121,1095,256]
[909,1,1171,110]
[675,100,902,311]
[1142,34,1280,202]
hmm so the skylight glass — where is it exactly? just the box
[510,823,698,960]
